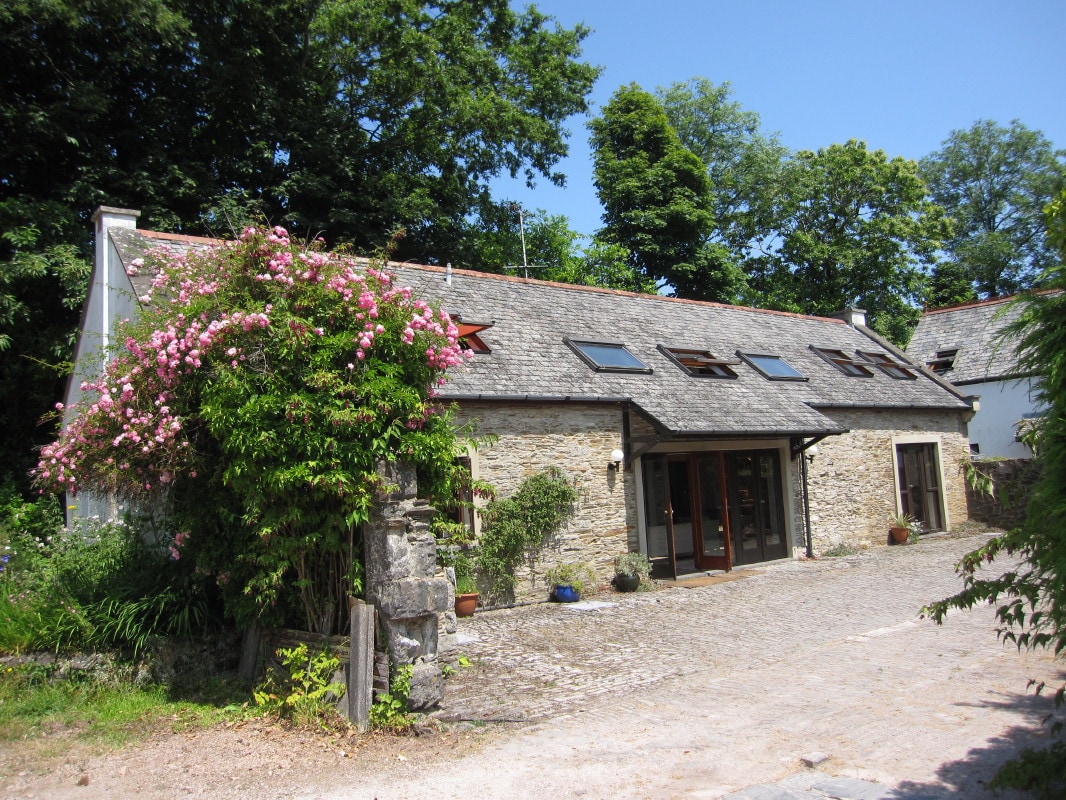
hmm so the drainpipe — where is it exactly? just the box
[800,452,814,558]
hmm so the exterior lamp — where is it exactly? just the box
[608,448,625,472]
[806,444,819,463]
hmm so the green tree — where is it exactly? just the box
[744,140,948,344]
[657,78,789,255]
[456,204,654,292]
[925,190,1066,798]
[920,119,1065,300]
[1,0,597,492]
[589,84,745,301]
[0,228,90,489]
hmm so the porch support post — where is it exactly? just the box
[800,448,814,558]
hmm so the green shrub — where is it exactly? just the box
[254,643,346,728]
[0,507,219,656]
[369,663,414,732]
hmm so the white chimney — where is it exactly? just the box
[90,206,140,360]
[836,307,867,327]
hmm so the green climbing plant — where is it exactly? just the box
[475,467,578,604]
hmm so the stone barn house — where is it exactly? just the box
[68,207,978,599]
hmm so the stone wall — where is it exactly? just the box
[966,457,1039,530]
[799,408,971,553]
[452,401,634,601]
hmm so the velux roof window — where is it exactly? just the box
[455,320,493,354]
[811,346,873,377]
[859,350,919,379]
[659,346,738,378]
[738,352,807,381]
[566,339,652,374]
[926,348,958,375]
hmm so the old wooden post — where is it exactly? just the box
[347,599,375,730]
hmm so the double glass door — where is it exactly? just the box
[642,450,787,576]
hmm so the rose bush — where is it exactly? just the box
[34,227,470,632]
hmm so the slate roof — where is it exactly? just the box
[108,228,973,439]
[392,266,973,437]
[906,296,1028,385]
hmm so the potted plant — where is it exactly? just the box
[888,512,915,544]
[613,552,651,592]
[544,561,594,603]
[454,574,479,617]
[449,549,479,617]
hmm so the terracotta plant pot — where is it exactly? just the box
[454,592,479,617]
[890,526,910,544]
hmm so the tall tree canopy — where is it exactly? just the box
[657,78,788,257]
[0,0,599,259]
[0,0,597,490]
[920,119,1065,301]
[744,140,948,344]
[589,84,744,301]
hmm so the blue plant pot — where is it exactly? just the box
[552,584,580,603]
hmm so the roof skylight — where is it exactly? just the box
[811,346,873,377]
[926,348,958,374]
[858,350,919,379]
[566,339,652,374]
[659,346,739,378]
[738,352,807,381]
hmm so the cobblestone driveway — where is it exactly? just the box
[443,534,996,723]
[405,531,1066,799]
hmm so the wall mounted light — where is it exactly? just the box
[607,448,625,472]
[806,444,819,464]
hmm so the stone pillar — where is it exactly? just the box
[363,461,452,710]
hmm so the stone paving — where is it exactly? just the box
[442,533,998,724]
[427,531,1065,798]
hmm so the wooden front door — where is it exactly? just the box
[896,443,944,533]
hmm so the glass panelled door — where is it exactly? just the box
[643,449,784,575]
[642,457,676,576]
[695,454,730,570]
[896,443,944,533]
[727,451,787,566]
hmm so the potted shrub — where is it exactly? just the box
[451,550,479,617]
[889,512,916,544]
[544,561,594,603]
[613,552,651,592]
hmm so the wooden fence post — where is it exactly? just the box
[347,600,375,731]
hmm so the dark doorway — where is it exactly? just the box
[896,443,944,533]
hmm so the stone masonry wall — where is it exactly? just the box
[452,402,634,601]
[798,408,971,554]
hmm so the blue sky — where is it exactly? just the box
[494,0,1066,239]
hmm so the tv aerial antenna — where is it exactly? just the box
[504,203,551,278]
